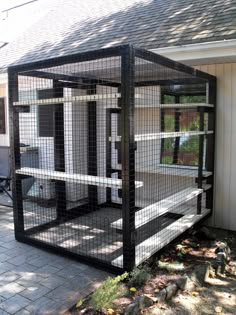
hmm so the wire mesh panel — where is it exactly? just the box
[9,45,216,271]
[132,50,215,266]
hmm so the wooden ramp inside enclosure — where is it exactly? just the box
[112,207,211,268]
[111,185,211,230]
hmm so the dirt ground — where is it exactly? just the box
[144,228,236,315]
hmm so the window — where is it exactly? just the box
[161,95,206,167]
[0,98,6,134]
[37,89,54,137]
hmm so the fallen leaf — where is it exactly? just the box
[107,308,115,315]
[75,299,84,308]
[215,306,223,313]
[191,291,199,297]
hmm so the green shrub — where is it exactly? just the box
[91,272,128,310]
[129,267,151,288]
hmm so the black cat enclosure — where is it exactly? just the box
[9,45,216,271]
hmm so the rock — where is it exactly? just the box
[165,284,178,300]
[138,295,154,309]
[189,262,210,285]
[124,295,153,315]
[124,302,140,315]
[193,227,216,240]
[158,260,185,271]
[176,275,195,291]
[156,288,167,303]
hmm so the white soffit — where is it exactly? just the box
[152,39,236,65]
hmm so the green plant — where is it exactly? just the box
[91,272,128,310]
[129,267,151,288]
[162,156,173,164]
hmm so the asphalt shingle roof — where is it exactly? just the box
[0,0,236,71]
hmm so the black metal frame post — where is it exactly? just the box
[206,79,217,212]
[197,106,205,214]
[53,80,67,220]
[173,95,180,164]
[8,69,24,237]
[160,92,165,163]
[121,45,135,271]
[87,86,98,209]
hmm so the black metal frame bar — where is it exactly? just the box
[53,80,67,220]
[205,79,217,212]
[173,95,180,164]
[121,45,135,271]
[87,87,98,209]
[197,107,204,214]
[8,69,24,238]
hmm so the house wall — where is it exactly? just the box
[194,63,236,231]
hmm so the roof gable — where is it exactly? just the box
[1,0,236,70]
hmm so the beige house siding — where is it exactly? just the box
[194,63,236,231]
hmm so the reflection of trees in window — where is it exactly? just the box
[161,95,206,166]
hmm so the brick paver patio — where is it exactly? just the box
[0,205,110,315]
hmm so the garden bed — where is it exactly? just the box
[64,227,236,315]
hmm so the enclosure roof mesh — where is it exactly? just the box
[1,0,236,72]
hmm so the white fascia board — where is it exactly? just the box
[151,39,236,64]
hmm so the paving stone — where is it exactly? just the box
[8,253,40,266]
[39,274,66,290]
[0,271,21,285]
[56,266,84,279]
[16,273,46,287]
[15,309,31,315]
[28,257,52,268]
[0,248,8,255]
[0,254,11,263]
[13,263,38,273]
[0,236,14,243]
[0,205,110,314]
[47,284,80,303]
[20,284,51,301]
[0,282,25,299]
[26,296,60,315]
[35,264,60,275]
[0,263,15,275]
[64,274,92,290]
[0,294,31,314]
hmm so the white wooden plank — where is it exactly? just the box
[113,163,212,178]
[109,130,214,142]
[112,207,211,268]
[135,103,214,108]
[111,187,204,230]
[13,93,122,106]
[16,167,143,189]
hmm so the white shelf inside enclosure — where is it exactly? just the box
[113,163,212,178]
[109,130,214,142]
[110,186,208,230]
[13,93,122,106]
[135,103,214,109]
[112,207,211,268]
[16,167,143,189]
